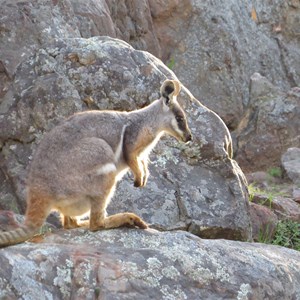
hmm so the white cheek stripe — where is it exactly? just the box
[96,163,117,175]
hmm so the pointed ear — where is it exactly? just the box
[172,80,181,96]
[160,80,181,105]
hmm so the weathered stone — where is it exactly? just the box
[171,1,300,129]
[0,210,20,232]
[1,0,299,175]
[249,202,278,242]
[246,171,270,185]
[0,36,251,240]
[281,147,300,184]
[251,191,300,222]
[234,74,300,172]
[294,188,300,204]
[0,228,299,299]
[0,0,80,98]
[71,0,162,58]
[271,197,300,222]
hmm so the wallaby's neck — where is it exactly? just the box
[128,99,165,136]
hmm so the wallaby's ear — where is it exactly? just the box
[160,80,181,105]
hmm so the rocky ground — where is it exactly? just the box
[0,0,299,299]
[0,225,299,300]
[246,147,300,246]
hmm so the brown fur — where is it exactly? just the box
[0,80,192,247]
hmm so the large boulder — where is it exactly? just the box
[0,0,80,98]
[70,0,162,58]
[0,228,299,299]
[170,0,300,129]
[233,73,300,172]
[0,36,251,240]
[1,0,299,174]
[282,147,300,185]
[0,0,188,96]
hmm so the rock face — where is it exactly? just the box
[0,35,251,240]
[0,228,299,300]
[282,148,300,184]
[171,0,300,130]
[0,0,299,174]
[234,74,300,172]
[249,202,278,242]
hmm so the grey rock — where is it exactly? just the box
[0,228,299,299]
[171,0,300,129]
[1,0,299,174]
[71,0,162,58]
[282,148,300,184]
[234,74,300,172]
[0,36,251,240]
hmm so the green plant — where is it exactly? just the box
[247,183,261,202]
[167,57,175,70]
[94,287,100,298]
[256,223,273,244]
[247,184,274,207]
[271,220,300,251]
[247,183,288,208]
[267,167,282,178]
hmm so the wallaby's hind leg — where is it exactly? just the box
[25,190,53,230]
[88,188,148,231]
[88,179,116,231]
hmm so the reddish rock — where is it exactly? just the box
[0,210,20,231]
[246,171,269,185]
[271,197,300,222]
[249,202,278,242]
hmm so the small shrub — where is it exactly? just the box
[167,57,175,70]
[247,183,261,202]
[271,220,300,251]
[256,223,273,244]
[267,167,282,178]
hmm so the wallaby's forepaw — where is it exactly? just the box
[133,175,148,188]
[124,213,148,229]
[134,179,143,188]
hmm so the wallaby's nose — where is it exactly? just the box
[185,133,193,143]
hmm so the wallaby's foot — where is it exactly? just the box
[63,216,81,229]
[104,212,148,229]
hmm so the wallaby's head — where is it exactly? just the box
[160,80,192,143]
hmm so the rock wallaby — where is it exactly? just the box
[0,79,192,247]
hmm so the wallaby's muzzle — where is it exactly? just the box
[184,132,193,143]
[183,131,193,143]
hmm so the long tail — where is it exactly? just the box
[0,226,39,248]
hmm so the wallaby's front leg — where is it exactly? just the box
[140,159,149,187]
[127,157,148,187]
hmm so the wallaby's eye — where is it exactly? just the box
[176,116,183,123]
